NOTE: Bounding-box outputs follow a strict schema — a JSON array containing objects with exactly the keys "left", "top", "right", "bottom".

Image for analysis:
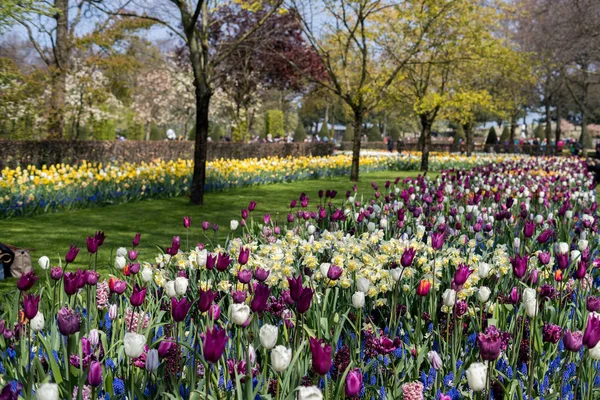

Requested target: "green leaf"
[{"left": 39, "top": 335, "right": 63, "bottom": 384}]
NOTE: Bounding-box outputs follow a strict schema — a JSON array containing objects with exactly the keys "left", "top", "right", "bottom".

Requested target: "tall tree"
[
  {"left": 292, "top": 0, "right": 457, "bottom": 181},
  {"left": 98, "top": 0, "right": 284, "bottom": 204}
]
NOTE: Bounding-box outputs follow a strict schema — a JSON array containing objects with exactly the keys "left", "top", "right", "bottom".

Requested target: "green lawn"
[{"left": 0, "top": 170, "right": 429, "bottom": 292}]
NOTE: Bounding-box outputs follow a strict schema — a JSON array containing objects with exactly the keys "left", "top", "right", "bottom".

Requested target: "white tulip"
[
  {"left": 352, "top": 292, "right": 365, "bottom": 308},
  {"left": 534, "top": 215, "right": 543, "bottom": 224},
  {"left": 259, "top": 324, "right": 278, "bottom": 350},
  {"left": 88, "top": 329, "right": 100, "bottom": 347},
  {"left": 523, "top": 288, "right": 538, "bottom": 318},
  {"left": 230, "top": 220, "right": 239, "bottom": 230},
  {"left": 36, "top": 383, "right": 59, "bottom": 400},
  {"left": 558, "top": 242, "right": 569, "bottom": 254},
  {"left": 367, "top": 222, "right": 376, "bottom": 232},
  {"left": 589, "top": 342, "right": 600, "bottom": 360},
  {"left": 579, "top": 240, "right": 589, "bottom": 251},
  {"left": 30, "top": 312, "right": 45, "bottom": 332},
  {"left": 165, "top": 281, "right": 177, "bottom": 298},
  {"left": 115, "top": 255, "right": 127, "bottom": 270},
  {"left": 174, "top": 277, "right": 189, "bottom": 296},
  {"left": 141, "top": 266, "right": 153, "bottom": 283},
  {"left": 379, "top": 218, "right": 388, "bottom": 229},
  {"left": 196, "top": 249, "right": 208, "bottom": 267},
  {"left": 565, "top": 210, "right": 573, "bottom": 219},
  {"left": 307, "top": 225, "right": 316, "bottom": 235},
  {"left": 478, "top": 262, "right": 491, "bottom": 279},
  {"left": 466, "top": 362, "right": 488, "bottom": 392},
  {"left": 231, "top": 304, "right": 251, "bottom": 326},
  {"left": 357, "top": 277, "right": 371, "bottom": 293},
  {"left": 296, "top": 386, "right": 323, "bottom": 400},
  {"left": 116, "top": 247, "right": 127, "bottom": 257},
  {"left": 442, "top": 289, "right": 456, "bottom": 307},
  {"left": 571, "top": 250, "right": 581, "bottom": 262},
  {"left": 391, "top": 269, "right": 402, "bottom": 282},
  {"left": 271, "top": 345, "right": 292, "bottom": 372},
  {"left": 319, "top": 263, "right": 330, "bottom": 277},
  {"left": 38, "top": 256, "right": 50, "bottom": 270},
  {"left": 513, "top": 237, "right": 521, "bottom": 252},
  {"left": 478, "top": 287, "right": 491, "bottom": 303},
  {"left": 124, "top": 332, "right": 146, "bottom": 358}
]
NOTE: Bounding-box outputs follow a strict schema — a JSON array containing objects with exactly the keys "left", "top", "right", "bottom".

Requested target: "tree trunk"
[
  {"left": 555, "top": 102, "right": 562, "bottom": 143},
  {"left": 323, "top": 103, "right": 329, "bottom": 137},
  {"left": 420, "top": 114, "right": 432, "bottom": 171},
  {"left": 350, "top": 110, "right": 363, "bottom": 182},
  {"left": 509, "top": 116, "right": 517, "bottom": 153},
  {"left": 580, "top": 80, "right": 591, "bottom": 149},
  {"left": 544, "top": 99, "right": 552, "bottom": 148},
  {"left": 190, "top": 90, "right": 211, "bottom": 205},
  {"left": 464, "top": 122, "right": 473, "bottom": 157},
  {"left": 48, "top": 0, "right": 69, "bottom": 139}
]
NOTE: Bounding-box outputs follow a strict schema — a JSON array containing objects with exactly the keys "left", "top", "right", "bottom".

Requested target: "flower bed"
[
  {"left": 0, "top": 155, "right": 388, "bottom": 218},
  {"left": 1, "top": 157, "right": 599, "bottom": 399}
]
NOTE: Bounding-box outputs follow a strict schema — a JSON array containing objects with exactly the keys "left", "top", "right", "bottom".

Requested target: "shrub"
[
  {"left": 499, "top": 125, "right": 510, "bottom": 143},
  {"left": 485, "top": 126, "right": 498, "bottom": 145},
  {"left": 265, "top": 110, "right": 285, "bottom": 138},
  {"left": 293, "top": 122, "right": 307, "bottom": 142},
  {"left": 344, "top": 124, "right": 354, "bottom": 141}
]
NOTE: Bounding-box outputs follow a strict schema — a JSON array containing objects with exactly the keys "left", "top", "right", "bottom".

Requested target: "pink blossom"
[
  {"left": 72, "top": 385, "right": 91, "bottom": 400},
  {"left": 401, "top": 381, "right": 424, "bottom": 400},
  {"left": 96, "top": 280, "right": 109, "bottom": 310},
  {"left": 125, "top": 307, "right": 150, "bottom": 332}
]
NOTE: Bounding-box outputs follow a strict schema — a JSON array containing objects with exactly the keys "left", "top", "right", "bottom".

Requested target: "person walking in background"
[
  {"left": 396, "top": 138, "right": 404, "bottom": 153},
  {"left": 387, "top": 136, "right": 394, "bottom": 152}
]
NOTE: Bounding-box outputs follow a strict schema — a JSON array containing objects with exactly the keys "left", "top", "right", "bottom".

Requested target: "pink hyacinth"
[
  {"left": 125, "top": 307, "right": 150, "bottom": 332},
  {"left": 96, "top": 280, "right": 109, "bottom": 310},
  {"left": 72, "top": 385, "right": 91, "bottom": 400},
  {"left": 401, "top": 381, "right": 424, "bottom": 400}
]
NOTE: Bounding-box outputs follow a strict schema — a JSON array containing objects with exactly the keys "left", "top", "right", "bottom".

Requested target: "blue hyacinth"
[{"left": 113, "top": 378, "right": 125, "bottom": 396}]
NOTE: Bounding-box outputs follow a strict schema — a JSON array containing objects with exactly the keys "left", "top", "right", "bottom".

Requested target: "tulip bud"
[
  {"left": 296, "top": 386, "right": 323, "bottom": 400},
  {"left": 478, "top": 262, "right": 491, "bottom": 278},
  {"left": 165, "top": 281, "right": 177, "bottom": 298},
  {"left": 442, "top": 289, "right": 456, "bottom": 307},
  {"left": 260, "top": 324, "right": 278, "bottom": 350},
  {"left": 174, "top": 277, "right": 189, "bottom": 296},
  {"left": 356, "top": 277, "right": 371, "bottom": 293},
  {"left": 230, "top": 304, "right": 251, "bottom": 326},
  {"left": 108, "top": 304, "right": 118, "bottom": 320},
  {"left": 141, "top": 266, "right": 153, "bottom": 283},
  {"left": 36, "top": 383, "right": 59, "bottom": 400},
  {"left": 427, "top": 350, "right": 442, "bottom": 370},
  {"left": 88, "top": 329, "right": 99, "bottom": 347},
  {"left": 30, "top": 312, "right": 45, "bottom": 332},
  {"left": 38, "top": 256, "right": 50, "bottom": 270},
  {"left": 145, "top": 349, "right": 159, "bottom": 373},
  {"left": 478, "top": 287, "right": 491, "bottom": 303},
  {"left": 115, "top": 256, "right": 126, "bottom": 270},
  {"left": 230, "top": 220, "right": 239, "bottom": 230}
]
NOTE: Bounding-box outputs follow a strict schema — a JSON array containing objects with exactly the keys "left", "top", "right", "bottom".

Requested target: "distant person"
[
  {"left": 387, "top": 136, "right": 394, "bottom": 152},
  {"left": 267, "top": 134, "right": 274, "bottom": 143},
  {"left": 397, "top": 138, "right": 404, "bottom": 153},
  {"left": 166, "top": 129, "right": 177, "bottom": 140}
]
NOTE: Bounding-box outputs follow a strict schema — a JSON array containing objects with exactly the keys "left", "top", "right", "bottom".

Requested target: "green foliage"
[
  {"left": 232, "top": 121, "right": 248, "bottom": 142},
  {"left": 366, "top": 125, "right": 381, "bottom": 141},
  {"left": 455, "top": 125, "right": 466, "bottom": 141},
  {"left": 265, "top": 109, "right": 285, "bottom": 138},
  {"left": 150, "top": 124, "right": 163, "bottom": 141},
  {"left": 293, "top": 122, "right": 306, "bottom": 142},
  {"left": 125, "top": 123, "right": 145, "bottom": 140},
  {"left": 90, "top": 119, "right": 116, "bottom": 140},
  {"left": 344, "top": 124, "right": 354, "bottom": 141},
  {"left": 500, "top": 125, "right": 510, "bottom": 143},
  {"left": 389, "top": 123, "right": 401, "bottom": 142},
  {"left": 485, "top": 126, "right": 498, "bottom": 145},
  {"left": 319, "top": 122, "right": 330, "bottom": 138},
  {"left": 285, "top": 112, "right": 299, "bottom": 133},
  {"left": 208, "top": 124, "right": 225, "bottom": 141}
]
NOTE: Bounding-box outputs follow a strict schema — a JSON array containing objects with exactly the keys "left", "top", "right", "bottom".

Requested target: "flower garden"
[{"left": 2, "top": 155, "right": 600, "bottom": 400}]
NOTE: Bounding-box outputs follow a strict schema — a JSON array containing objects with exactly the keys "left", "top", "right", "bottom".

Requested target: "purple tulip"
[
  {"left": 166, "top": 236, "right": 180, "bottom": 256},
  {"left": 63, "top": 272, "right": 80, "bottom": 296},
  {"left": 250, "top": 283, "right": 271, "bottom": 314},
  {"left": 255, "top": 267, "right": 270, "bottom": 282},
  {"left": 510, "top": 287, "right": 520, "bottom": 304},
  {"left": 76, "top": 269, "right": 86, "bottom": 289},
  {"left": 132, "top": 233, "right": 141, "bottom": 247},
  {"left": 203, "top": 326, "right": 228, "bottom": 363},
  {"left": 401, "top": 247, "right": 416, "bottom": 267},
  {"left": 238, "top": 269, "right": 252, "bottom": 284},
  {"left": 86, "top": 236, "right": 99, "bottom": 254},
  {"left": 158, "top": 338, "right": 175, "bottom": 358},
  {"left": 17, "top": 271, "right": 38, "bottom": 292},
  {"left": 290, "top": 200, "right": 297, "bottom": 208},
  {"left": 171, "top": 297, "right": 192, "bottom": 322},
  {"left": 23, "top": 294, "right": 40, "bottom": 320},
  {"left": 110, "top": 279, "right": 127, "bottom": 295},
  {"left": 183, "top": 216, "right": 191, "bottom": 228},
  {"left": 95, "top": 231, "right": 106, "bottom": 246},
  {"left": 523, "top": 220, "right": 535, "bottom": 238},
  {"left": 129, "top": 263, "right": 140, "bottom": 274},
  {"left": 563, "top": 330, "right": 583, "bottom": 352},
  {"left": 197, "top": 289, "right": 217, "bottom": 313},
  {"left": 556, "top": 253, "right": 569, "bottom": 270},
  {"left": 248, "top": 201, "right": 256, "bottom": 211},
  {"left": 583, "top": 312, "right": 600, "bottom": 349},
  {"left": 216, "top": 253, "right": 232, "bottom": 271},
  {"left": 345, "top": 368, "right": 363, "bottom": 397},
  {"left": 209, "top": 304, "right": 221, "bottom": 320},
  {"left": 238, "top": 248, "right": 250, "bottom": 266},
  {"left": 128, "top": 249, "right": 138, "bottom": 261},
  {"left": 431, "top": 232, "right": 444, "bottom": 250},
  {"left": 327, "top": 265, "right": 343, "bottom": 280},
  {"left": 309, "top": 337, "right": 332, "bottom": 375},
  {"left": 85, "top": 270, "right": 99, "bottom": 286},
  {"left": 241, "top": 209, "right": 249, "bottom": 220},
  {"left": 477, "top": 325, "right": 502, "bottom": 361},
  {"left": 576, "top": 261, "right": 588, "bottom": 280},
  {"left": 212, "top": 224, "right": 219, "bottom": 232},
  {"left": 542, "top": 323, "right": 563, "bottom": 344},
  {"left": 81, "top": 337, "right": 91, "bottom": 356},
  {"left": 538, "top": 251, "right": 551, "bottom": 265},
  {"left": 537, "top": 229, "right": 553, "bottom": 244},
  {"left": 511, "top": 255, "right": 528, "bottom": 279},
  {"left": 587, "top": 296, "right": 600, "bottom": 312},
  {"left": 453, "top": 264, "right": 473, "bottom": 286},
  {"left": 65, "top": 245, "right": 80, "bottom": 264},
  {"left": 57, "top": 307, "right": 81, "bottom": 336},
  {"left": 287, "top": 213, "right": 294, "bottom": 223},
  {"left": 130, "top": 284, "right": 147, "bottom": 307},
  {"left": 87, "top": 360, "right": 102, "bottom": 387},
  {"left": 50, "top": 267, "right": 63, "bottom": 280},
  {"left": 296, "top": 287, "right": 314, "bottom": 314},
  {"left": 206, "top": 254, "right": 216, "bottom": 270},
  {"left": 263, "top": 214, "right": 271, "bottom": 224},
  {"left": 231, "top": 290, "right": 247, "bottom": 303},
  {"left": 288, "top": 275, "right": 303, "bottom": 302}
]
